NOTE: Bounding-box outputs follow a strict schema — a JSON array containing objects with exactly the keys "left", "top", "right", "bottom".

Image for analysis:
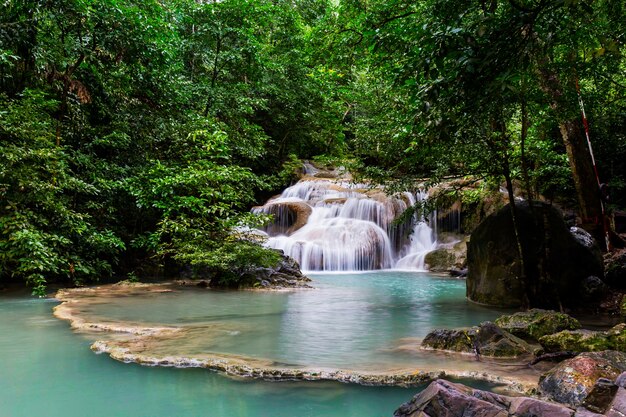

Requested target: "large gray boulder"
[{"left": 467, "top": 201, "right": 604, "bottom": 308}]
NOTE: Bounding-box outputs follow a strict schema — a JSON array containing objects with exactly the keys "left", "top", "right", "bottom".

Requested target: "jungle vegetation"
[{"left": 1, "top": 0, "right": 625, "bottom": 294}]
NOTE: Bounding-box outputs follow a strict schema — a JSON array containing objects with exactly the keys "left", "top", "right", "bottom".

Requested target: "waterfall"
[{"left": 253, "top": 176, "right": 437, "bottom": 272}]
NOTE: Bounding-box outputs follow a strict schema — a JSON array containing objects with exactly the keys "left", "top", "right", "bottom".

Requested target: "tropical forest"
[{"left": 1, "top": 0, "right": 626, "bottom": 416}]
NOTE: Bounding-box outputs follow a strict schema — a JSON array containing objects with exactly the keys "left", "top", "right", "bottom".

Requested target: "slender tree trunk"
[
  {"left": 204, "top": 36, "right": 222, "bottom": 117},
  {"left": 538, "top": 67, "right": 606, "bottom": 249},
  {"left": 558, "top": 120, "right": 603, "bottom": 221},
  {"left": 520, "top": 96, "right": 533, "bottom": 202},
  {"left": 503, "top": 161, "right": 531, "bottom": 308}
]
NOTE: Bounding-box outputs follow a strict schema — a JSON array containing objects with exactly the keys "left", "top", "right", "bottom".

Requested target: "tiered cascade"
[{"left": 253, "top": 171, "right": 437, "bottom": 272}]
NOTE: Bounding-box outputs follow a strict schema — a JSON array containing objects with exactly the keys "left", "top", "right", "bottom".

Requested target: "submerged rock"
[
  {"left": 539, "top": 323, "right": 626, "bottom": 353},
  {"left": 394, "top": 379, "right": 574, "bottom": 417},
  {"left": 539, "top": 351, "right": 626, "bottom": 407},
  {"left": 494, "top": 309, "right": 581, "bottom": 341},
  {"left": 421, "top": 322, "right": 534, "bottom": 358},
  {"left": 467, "top": 201, "right": 604, "bottom": 308}
]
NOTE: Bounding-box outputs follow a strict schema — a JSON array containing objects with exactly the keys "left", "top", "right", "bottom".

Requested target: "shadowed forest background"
[{"left": 1, "top": 0, "right": 625, "bottom": 295}]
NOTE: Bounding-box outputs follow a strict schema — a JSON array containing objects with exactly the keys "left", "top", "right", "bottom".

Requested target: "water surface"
[
  {"left": 71, "top": 272, "right": 520, "bottom": 374},
  {"left": 0, "top": 295, "right": 415, "bottom": 417}
]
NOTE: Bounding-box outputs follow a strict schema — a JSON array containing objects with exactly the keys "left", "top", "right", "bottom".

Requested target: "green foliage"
[
  {"left": 324, "top": 0, "right": 626, "bottom": 214},
  {"left": 0, "top": 91, "right": 124, "bottom": 295},
  {"left": 0, "top": 0, "right": 346, "bottom": 292},
  {"left": 2, "top": 0, "right": 625, "bottom": 294}
]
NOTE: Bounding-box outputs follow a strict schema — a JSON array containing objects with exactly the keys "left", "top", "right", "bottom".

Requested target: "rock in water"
[
  {"left": 394, "top": 379, "right": 574, "bottom": 417},
  {"left": 424, "top": 236, "right": 468, "bottom": 273},
  {"left": 494, "top": 309, "right": 581, "bottom": 340},
  {"left": 421, "top": 322, "right": 534, "bottom": 358},
  {"left": 539, "top": 351, "right": 626, "bottom": 407},
  {"left": 467, "top": 201, "right": 604, "bottom": 308}
]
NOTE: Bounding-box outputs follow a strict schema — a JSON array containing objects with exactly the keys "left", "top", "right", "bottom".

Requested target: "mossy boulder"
[
  {"left": 424, "top": 236, "right": 468, "bottom": 272},
  {"left": 539, "top": 324, "right": 626, "bottom": 353},
  {"left": 424, "top": 249, "right": 457, "bottom": 273},
  {"left": 539, "top": 351, "right": 626, "bottom": 407},
  {"left": 421, "top": 321, "right": 534, "bottom": 358},
  {"left": 494, "top": 309, "right": 581, "bottom": 341}
]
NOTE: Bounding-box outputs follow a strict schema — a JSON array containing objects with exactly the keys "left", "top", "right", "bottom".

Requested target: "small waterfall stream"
[{"left": 253, "top": 170, "right": 438, "bottom": 272}]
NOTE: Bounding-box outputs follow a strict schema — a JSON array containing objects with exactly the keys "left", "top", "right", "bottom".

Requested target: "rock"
[
  {"left": 606, "top": 387, "right": 626, "bottom": 417},
  {"left": 539, "top": 351, "right": 626, "bottom": 407},
  {"left": 581, "top": 378, "right": 619, "bottom": 414},
  {"left": 394, "top": 379, "right": 506, "bottom": 417},
  {"left": 424, "top": 236, "right": 468, "bottom": 273},
  {"left": 436, "top": 201, "right": 462, "bottom": 234},
  {"left": 574, "top": 408, "right": 605, "bottom": 417},
  {"left": 394, "top": 379, "right": 574, "bottom": 417},
  {"left": 421, "top": 322, "right": 534, "bottom": 358},
  {"left": 313, "top": 171, "right": 337, "bottom": 179},
  {"left": 449, "top": 268, "right": 468, "bottom": 277},
  {"left": 424, "top": 249, "right": 456, "bottom": 272},
  {"left": 195, "top": 280, "right": 209, "bottom": 288},
  {"left": 580, "top": 276, "right": 608, "bottom": 302},
  {"left": 494, "top": 309, "right": 581, "bottom": 340},
  {"left": 467, "top": 201, "right": 604, "bottom": 308},
  {"left": 615, "top": 371, "right": 626, "bottom": 388},
  {"left": 260, "top": 201, "right": 313, "bottom": 235},
  {"left": 238, "top": 252, "right": 312, "bottom": 289},
  {"left": 507, "top": 397, "right": 574, "bottom": 417},
  {"left": 540, "top": 329, "right": 608, "bottom": 352},
  {"left": 605, "top": 250, "right": 626, "bottom": 290},
  {"left": 421, "top": 328, "right": 474, "bottom": 353},
  {"left": 539, "top": 324, "right": 626, "bottom": 353}
]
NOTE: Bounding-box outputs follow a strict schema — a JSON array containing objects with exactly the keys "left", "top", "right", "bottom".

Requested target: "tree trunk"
[
  {"left": 503, "top": 162, "right": 531, "bottom": 309},
  {"left": 538, "top": 67, "right": 606, "bottom": 250},
  {"left": 559, "top": 119, "right": 605, "bottom": 248}
]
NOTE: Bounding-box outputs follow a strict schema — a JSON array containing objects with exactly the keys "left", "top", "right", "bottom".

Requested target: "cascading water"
[{"left": 253, "top": 170, "right": 438, "bottom": 272}]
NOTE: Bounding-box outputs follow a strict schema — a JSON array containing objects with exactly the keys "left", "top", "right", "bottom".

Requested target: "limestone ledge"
[
  {"left": 53, "top": 285, "right": 181, "bottom": 337},
  {"left": 90, "top": 339, "right": 530, "bottom": 391}
]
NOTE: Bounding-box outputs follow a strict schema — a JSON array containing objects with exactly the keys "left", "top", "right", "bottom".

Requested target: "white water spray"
[{"left": 253, "top": 176, "right": 437, "bottom": 272}]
